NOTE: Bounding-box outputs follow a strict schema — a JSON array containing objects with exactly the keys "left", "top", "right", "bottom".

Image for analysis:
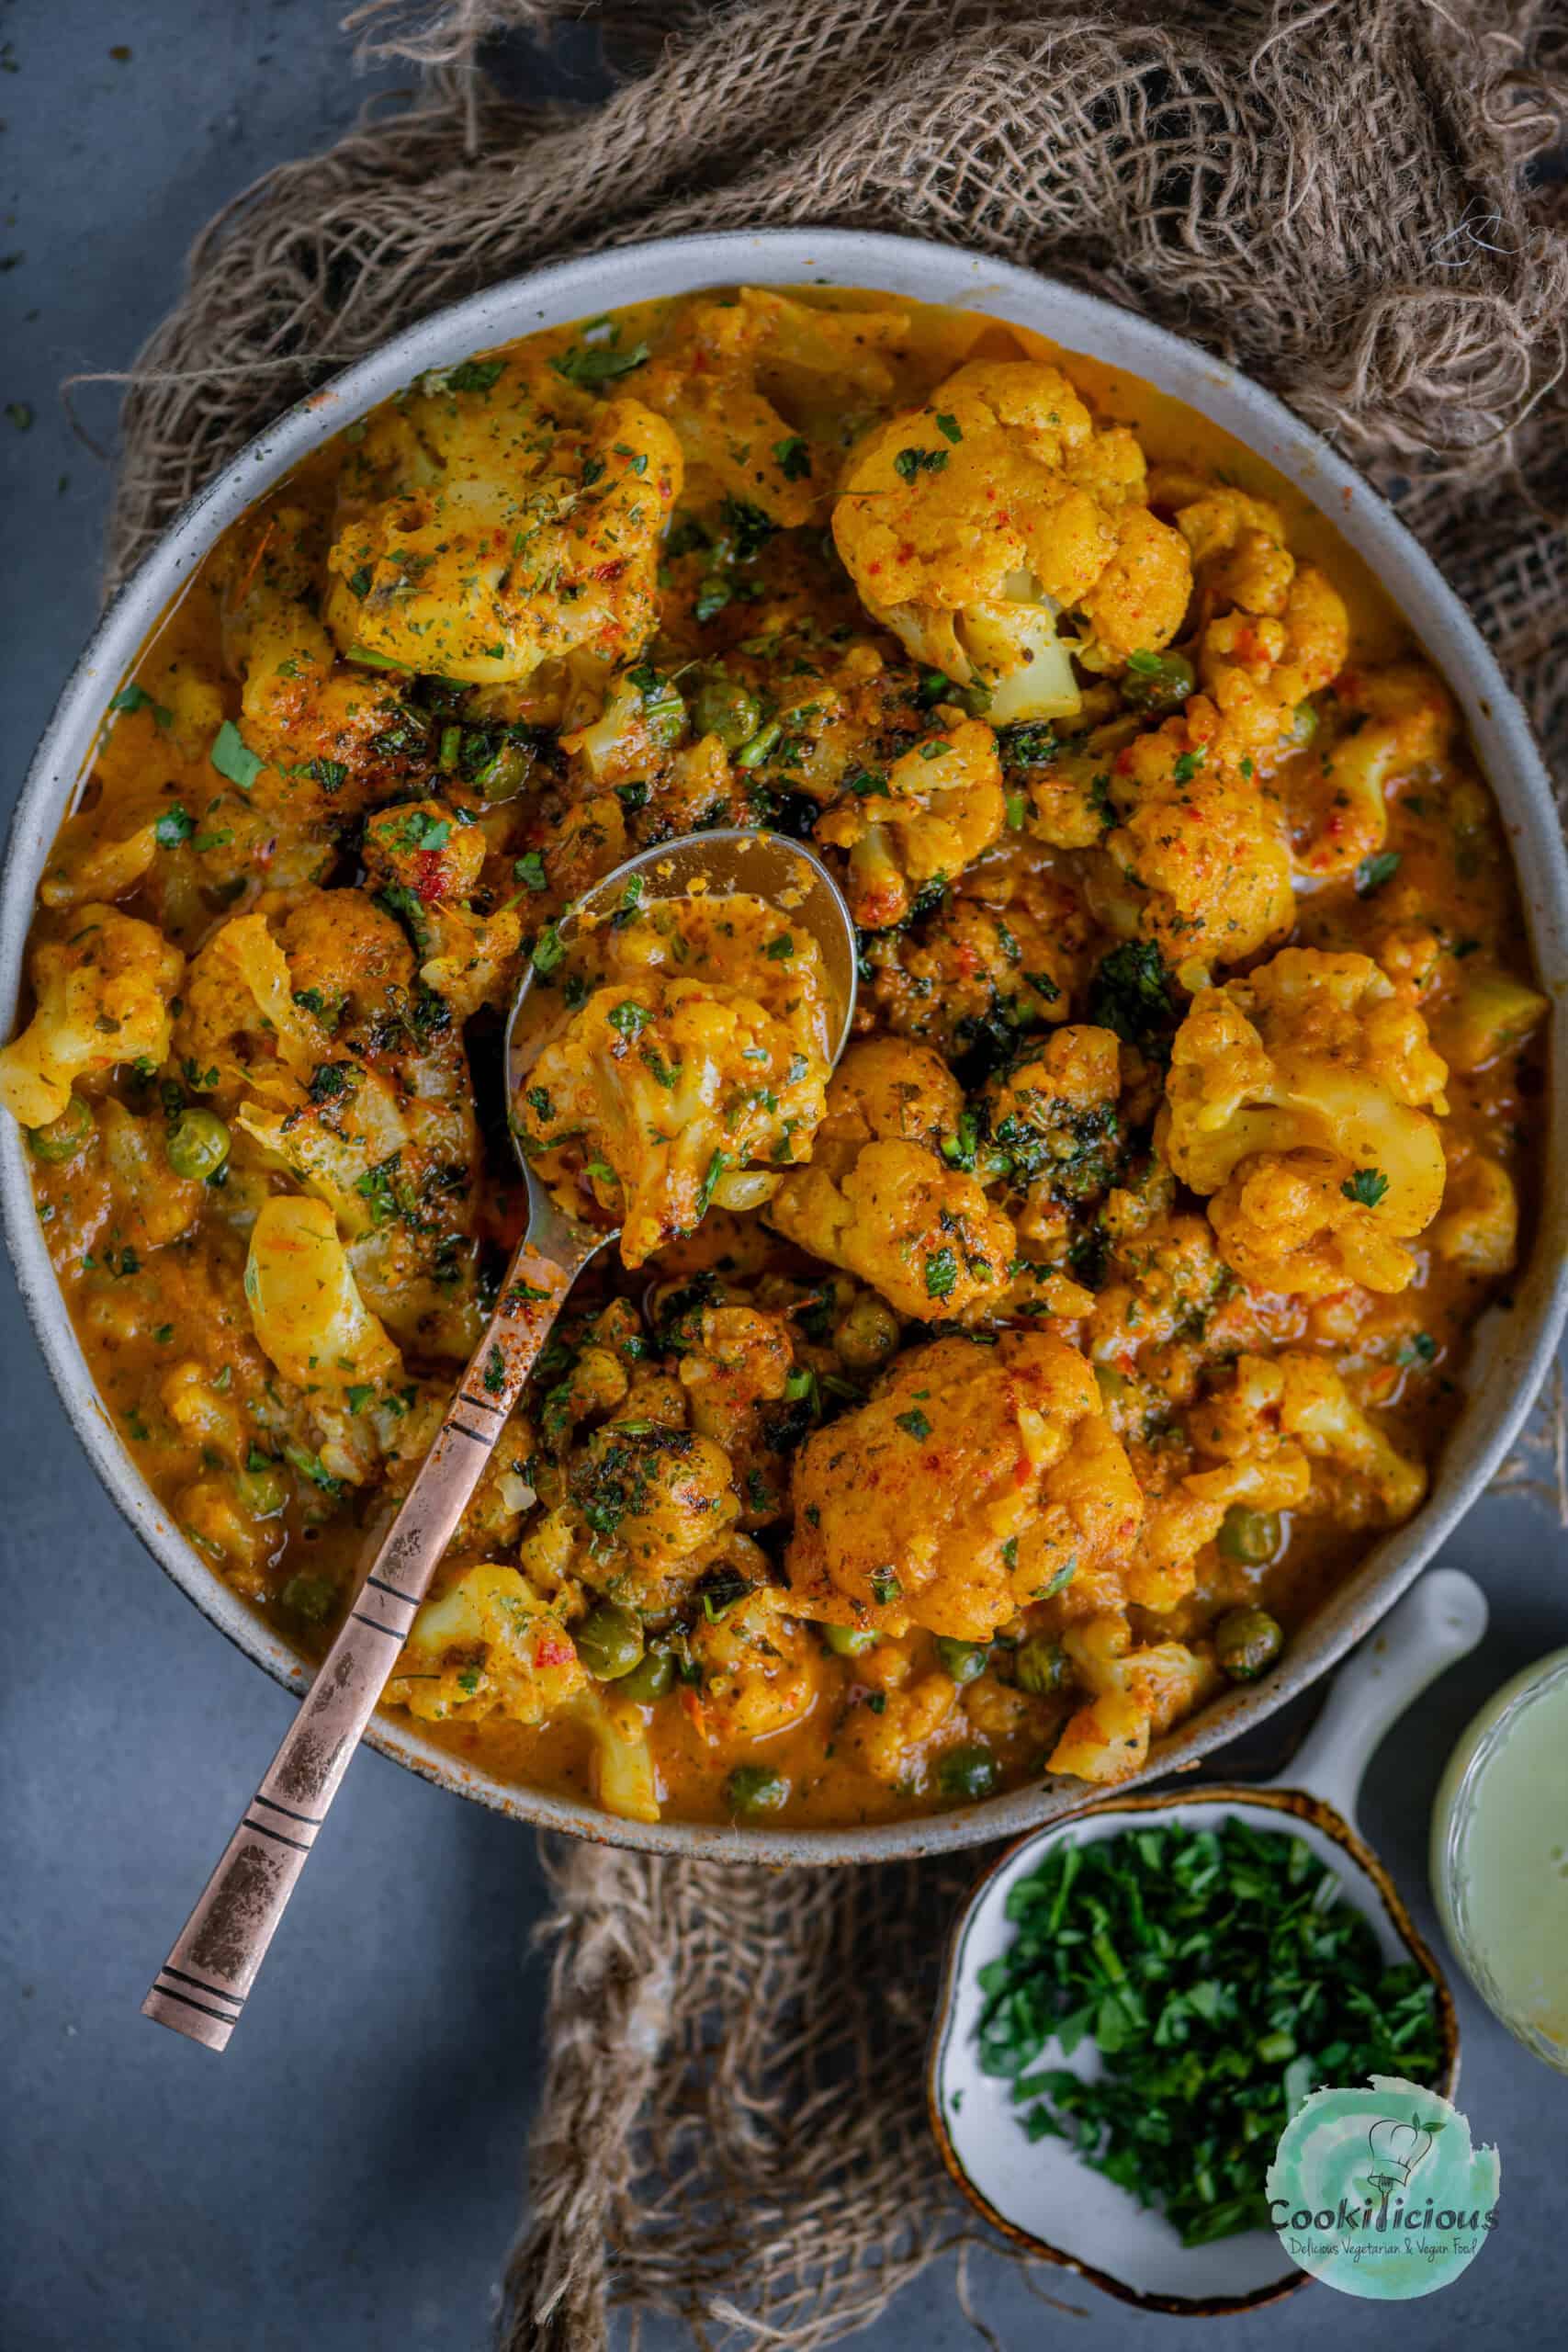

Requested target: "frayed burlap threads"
[
  {"left": 499, "top": 1840, "right": 1059, "bottom": 2352},
  {"left": 97, "top": 5, "right": 1567, "bottom": 2346}
]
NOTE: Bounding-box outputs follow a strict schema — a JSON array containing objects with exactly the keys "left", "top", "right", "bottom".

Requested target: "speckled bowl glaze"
[{"left": 4, "top": 230, "right": 1565, "bottom": 1861}]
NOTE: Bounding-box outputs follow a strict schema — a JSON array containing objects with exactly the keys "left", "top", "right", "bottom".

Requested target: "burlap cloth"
[{"left": 94, "top": 3, "right": 1566, "bottom": 2344}]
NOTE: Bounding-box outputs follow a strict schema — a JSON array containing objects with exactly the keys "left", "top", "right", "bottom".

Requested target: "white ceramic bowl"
[
  {"left": 4, "top": 229, "right": 1565, "bottom": 1862},
  {"left": 929, "top": 1568, "right": 1483, "bottom": 2310}
]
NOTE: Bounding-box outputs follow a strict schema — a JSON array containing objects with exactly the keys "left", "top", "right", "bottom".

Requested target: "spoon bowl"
[{"left": 505, "top": 830, "right": 858, "bottom": 1142}]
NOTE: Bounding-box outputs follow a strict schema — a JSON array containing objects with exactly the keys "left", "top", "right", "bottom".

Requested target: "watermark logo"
[{"left": 1267, "top": 2075, "right": 1499, "bottom": 2299}]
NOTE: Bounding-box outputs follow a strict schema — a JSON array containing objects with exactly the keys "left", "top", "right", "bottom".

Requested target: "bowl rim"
[
  {"left": 925, "top": 1783, "right": 1461, "bottom": 2312},
  {"left": 4, "top": 223, "right": 1565, "bottom": 1864}
]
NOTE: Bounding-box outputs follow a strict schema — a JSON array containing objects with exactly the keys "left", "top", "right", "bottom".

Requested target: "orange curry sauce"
[{"left": 5, "top": 288, "right": 1546, "bottom": 1827}]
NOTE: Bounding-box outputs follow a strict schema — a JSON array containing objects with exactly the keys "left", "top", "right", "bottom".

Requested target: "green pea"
[
  {"left": 822, "top": 1623, "right": 878, "bottom": 1657},
  {"left": 617, "top": 1642, "right": 676, "bottom": 1703},
  {"left": 1122, "top": 650, "right": 1196, "bottom": 714},
  {"left": 833, "top": 1295, "right": 901, "bottom": 1371},
  {"left": 235, "top": 1461, "right": 288, "bottom": 1519},
  {"left": 936, "top": 1744, "right": 998, "bottom": 1801},
  {"left": 933, "top": 1637, "right": 988, "bottom": 1686},
  {"left": 574, "top": 1600, "right": 645, "bottom": 1681},
  {"left": 1217, "top": 1505, "right": 1280, "bottom": 1566},
  {"left": 1014, "top": 1635, "right": 1068, "bottom": 1696},
  {"left": 725, "top": 1763, "right": 790, "bottom": 1817},
  {"left": 28, "top": 1094, "right": 95, "bottom": 1163},
  {"left": 1215, "top": 1605, "right": 1284, "bottom": 1682},
  {"left": 279, "top": 1572, "right": 336, "bottom": 1623},
  {"left": 693, "top": 673, "right": 761, "bottom": 752},
  {"left": 165, "top": 1106, "right": 231, "bottom": 1182},
  {"left": 472, "top": 739, "right": 530, "bottom": 803}
]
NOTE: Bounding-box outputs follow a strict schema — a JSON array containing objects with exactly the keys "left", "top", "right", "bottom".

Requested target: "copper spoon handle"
[{"left": 142, "top": 1219, "right": 598, "bottom": 2052}]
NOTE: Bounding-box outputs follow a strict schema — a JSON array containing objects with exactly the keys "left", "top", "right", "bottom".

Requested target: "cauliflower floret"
[
  {"left": 1192, "top": 1351, "right": 1426, "bottom": 1526},
  {"left": 812, "top": 1035, "right": 965, "bottom": 1159},
  {"left": 834, "top": 362, "right": 1190, "bottom": 722},
  {"left": 867, "top": 862, "right": 1087, "bottom": 1064},
  {"left": 215, "top": 503, "right": 432, "bottom": 813},
  {"left": 1429, "top": 1149, "right": 1518, "bottom": 1275},
  {"left": 687, "top": 1567, "right": 824, "bottom": 1745},
  {"left": 773, "top": 1034, "right": 1003, "bottom": 1306},
  {"left": 814, "top": 714, "right": 1005, "bottom": 928},
  {"left": 98, "top": 1101, "right": 206, "bottom": 1252},
  {"left": 1433, "top": 965, "right": 1550, "bottom": 1076},
  {"left": 676, "top": 1305, "right": 794, "bottom": 1512},
  {"left": 640, "top": 287, "right": 907, "bottom": 526},
  {"left": 769, "top": 1139, "right": 1014, "bottom": 1324},
  {"left": 785, "top": 1331, "right": 1144, "bottom": 1642},
  {"left": 1151, "top": 467, "right": 1350, "bottom": 766},
  {"left": 360, "top": 800, "right": 522, "bottom": 1020},
  {"left": 274, "top": 888, "right": 416, "bottom": 1030},
  {"left": 1087, "top": 1211, "right": 1240, "bottom": 1379},
  {"left": 1292, "top": 663, "right": 1455, "bottom": 881},
  {"left": 1048, "top": 1612, "right": 1220, "bottom": 1783},
  {"left": 0, "top": 907, "right": 184, "bottom": 1129},
  {"left": 324, "top": 385, "right": 682, "bottom": 685},
  {"left": 981, "top": 1025, "right": 1122, "bottom": 1249},
  {"left": 841, "top": 1651, "right": 959, "bottom": 1786},
  {"left": 766, "top": 1035, "right": 1015, "bottom": 1318},
  {"left": 1128, "top": 1451, "right": 1311, "bottom": 1611},
  {"left": 515, "top": 896, "right": 831, "bottom": 1268},
  {"left": 1085, "top": 720, "right": 1294, "bottom": 964},
  {"left": 1160, "top": 947, "right": 1450, "bottom": 1297},
  {"left": 177, "top": 910, "right": 329, "bottom": 1100},
  {"left": 386, "top": 1563, "right": 584, "bottom": 1725},
  {"left": 243, "top": 1193, "right": 402, "bottom": 1392},
  {"left": 566, "top": 1419, "right": 740, "bottom": 1611}
]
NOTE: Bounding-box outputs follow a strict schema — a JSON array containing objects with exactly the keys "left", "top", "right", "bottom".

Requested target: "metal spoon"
[{"left": 144, "top": 830, "right": 857, "bottom": 2051}]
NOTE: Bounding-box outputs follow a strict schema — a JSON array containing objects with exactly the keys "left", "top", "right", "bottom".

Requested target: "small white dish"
[{"left": 928, "top": 1568, "right": 1483, "bottom": 2312}]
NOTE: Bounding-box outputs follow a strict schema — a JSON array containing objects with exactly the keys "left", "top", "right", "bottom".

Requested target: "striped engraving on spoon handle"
[{"left": 143, "top": 1229, "right": 588, "bottom": 2051}]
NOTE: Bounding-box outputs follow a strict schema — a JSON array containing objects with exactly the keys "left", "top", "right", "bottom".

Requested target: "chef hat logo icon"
[{"left": 1366, "top": 2110, "right": 1439, "bottom": 2189}]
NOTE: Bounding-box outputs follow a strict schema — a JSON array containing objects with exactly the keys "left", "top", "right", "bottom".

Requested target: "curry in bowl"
[{"left": 0, "top": 286, "right": 1546, "bottom": 1829}]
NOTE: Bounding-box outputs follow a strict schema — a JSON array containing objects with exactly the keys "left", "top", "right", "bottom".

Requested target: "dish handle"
[{"left": 1266, "top": 1566, "right": 1487, "bottom": 1833}]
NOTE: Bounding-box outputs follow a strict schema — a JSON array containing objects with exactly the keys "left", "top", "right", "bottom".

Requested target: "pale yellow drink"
[{"left": 1433, "top": 1647, "right": 1568, "bottom": 2070}]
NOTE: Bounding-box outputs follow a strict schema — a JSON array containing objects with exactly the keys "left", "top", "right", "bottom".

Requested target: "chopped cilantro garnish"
[
  {"left": 153, "top": 805, "right": 195, "bottom": 848},
  {"left": 550, "top": 334, "right": 650, "bottom": 387},
  {"left": 209, "top": 719, "right": 265, "bottom": 791},
  {"left": 773, "top": 435, "right": 812, "bottom": 481},
  {"left": 109, "top": 682, "right": 173, "bottom": 728},
  {"left": 924, "top": 1246, "right": 958, "bottom": 1302},
  {"left": 1356, "top": 849, "right": 1402, "bottom": 897},
  {"left": 893, "top": 446, "right": 949, "bottom": 481},
  {"left": 976, "top": 1815, "right": 1440, "bottom": 2247},
  {"left": 1342, "top": 1167, "right": 1390, "bottom": 1207}
]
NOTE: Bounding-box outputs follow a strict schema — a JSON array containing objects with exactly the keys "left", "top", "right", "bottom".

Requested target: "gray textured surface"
[{"left": 0, "top": 6, "right": 1563, "bottom": 2347}]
